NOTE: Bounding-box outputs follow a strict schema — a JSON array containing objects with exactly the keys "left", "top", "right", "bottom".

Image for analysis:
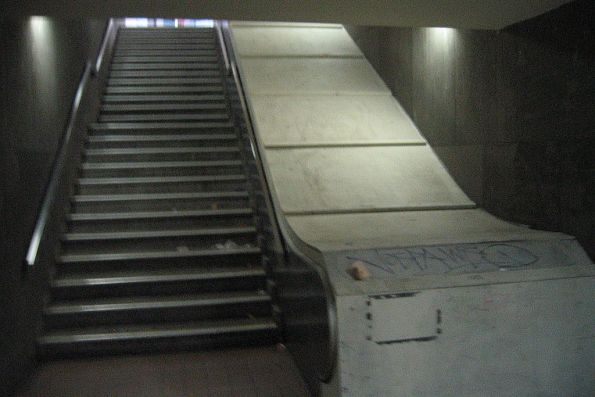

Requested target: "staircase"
[{"left": 38, "top": 26, "right": 278, "bottom": 357}]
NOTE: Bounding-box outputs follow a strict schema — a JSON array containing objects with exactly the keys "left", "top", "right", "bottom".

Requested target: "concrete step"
[
  {"left": 57, "top": 246, "right": 262, "bottom": 273},
  {"left": 102, "top": 94, "right": 225, "bottom": 103},
  {"left": 66, "top": 208, "right": 255, "bottom": 233},
  {"left": 51, "top": 267, "right": 267, "bottom": 299},
  {"left": 80, "top": 160, "right": 243, "bottom": 177},
  {"left": 110, "top": 63, "right": 219, "bottom": 70},
  {"left": 115, "top": 43, "right": 216, "bottom": 50},
  {"left": 112, "top": 56, "right": 218, "bottom": 64},
  {"left": 105, "top": 85, "right": 223, "bottom": 94},
  {"left": 98, "top": 113, "right": 229, "bottom": 123},
  {"left": 83, "top": 146, "right": 240, "bottom": 162},
  {"left": 86, "top": 133, "right": 236, "bottom": 148},
  {"left": 90, "top": 121, "right": 234, "bottom": 132},
  {"left": 76, "top": 174, "right": 246, "bottom": 195},
  {"left": 71, "top": 191, "right": 250, "bottom": 213},
  {"left": 100, "top": 103, "right": 226, "bottom": 113},
  {"left": 44, "top": 291, "right": 272, "bottom": 329},
  {"left": 107, "top": 77, "right": 222, "bottom": 86},
  {"left": 38, "top": 318, "right": 277, "bottom": 358},
  {"left": 113, "top": 48, "right": 216, "bottom": 55},
  {"left": 61, "top": 226, "right": 257, "bottom": 254},
  {"left": 109, "top": 70, "right": 221, "bottom": 78}
]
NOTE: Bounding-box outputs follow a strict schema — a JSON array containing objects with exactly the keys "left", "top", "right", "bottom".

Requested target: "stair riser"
[
  {"left": 108, "top": 70, "right": 222, "bottom": 78},
  {"left": 111, "top": 52, "right": 217, "bottom": 59},
  {"left": 76, "top": 180, "right": 246, "bottom": 195},
  {"left": 81, "top": 164, "right": 244, "bottom": 178},
  {"left": 61, "top": 234, "right": 257, "bottom": 255},
  {"left": 58, "top": 252, "right": 262, "bottom": 272},
  {"left": 38, "top": 330, "right": 278, "bottom": 359},
  {"left": 44, "top": 302, "right": 271, "bottom": 330},
  {"left": 113, "top": 49, "right": 217, "bottom": 56},
  {"left": 71, "top": 197, "right": 250, "bottom": 213},
  {"left": 67, "top": 215, "right": 255, "bottom": 233},
  {"left": 116, "top": 40, "right": 216, "bottom": 46},
  {"left": 51, "top": 276, "right": 267, "bottom": 300},
  {"left": 89, "top": 125, "right": 233, "bottom": 134},
  {"left": 110, "top": 63, "right": 220, "bottom": 71},
  {"left": 84, "top": 151, "right": 240, "bottom": 162},
  {"left": 86, "top": 138, "right": 236, "bottom": 149},
  {"left": 98, "top": 113, "right": 230, "bottom": 122},
  {"left": 100, "top": 107, "right": 227, "bottom": 115}
]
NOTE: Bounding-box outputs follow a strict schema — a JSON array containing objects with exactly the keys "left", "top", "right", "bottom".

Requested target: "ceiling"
[{"left": 4, "top": 0, "right": 573, "bottom": 29}]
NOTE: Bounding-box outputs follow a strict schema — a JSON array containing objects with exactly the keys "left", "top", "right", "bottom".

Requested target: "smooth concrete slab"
[
  {"left": 334, "top": 277, "right": 595, "bottom": 397},
  {"left": 286, "top": 209, "right": 563, "bottom": 251},
  {"left": 232, "top": 25, "right": 362, "bottom": 57},
  {"left": 267, "top": 146, "right": 474, "bottom": 215},
  {"left": 240, "top": 58, "right": 390, "bottom": 96},
  {"left": 251, "top": 96, "right": 425, "bottom": 147}
]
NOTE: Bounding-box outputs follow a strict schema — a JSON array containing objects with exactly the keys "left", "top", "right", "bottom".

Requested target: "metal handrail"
[
  {"left": 24, "top": 61, "right": 92, "bottom": 267},
  {"left": 214, "top": 21, "right": 231, "bottom": 76},
  {"left": 217, "top": 20, "right": 338, "bottom": 382},
  {"left": 94, "top": 19, "right": 116, "bottom": 75},
  {"left": 25, "top": 19, "right": 116, "bottom": 268}
]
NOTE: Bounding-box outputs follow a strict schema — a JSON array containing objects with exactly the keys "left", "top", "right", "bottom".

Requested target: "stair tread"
[
  {"left": 68, "top": 208, "right": 252, "bottom": 221},
  {"left": 85, "top": 146, "right": 238, "bottom": 155},
  {"left": 63, "top": 227, "right": 257, "bottom": 241},
  {"left": 46, "top": 291, "right": 271, "bottom": 314},
  {"left": 101, "top": 103, "right": 225, "bottom": 112},
  {"left": 81, "top": 160, "right": 242, "bottom": 170},
  {"left": 73, "top": 191, "right": 249, "bottom": 202},
  {"left": 39, "top": 317, "right": 277, "bottom": 345},
  {"left": 78, "top": 175, "right": 245, "bottom": 185},
  {"left": 52, "top": 267, "right": 266, "bottom": 288},
  {"left": 110, "top": 64, "right": 220, "bottom": 70},
  {"left": 58, "top": 247, "right": 261, "bottom": 263},
  {"left": 102, "top": 94, "right": 225, "bottom": 102},
  {"left": 90, "top": 121, "right": 234, "bottom": 130},
  {"left": 88, "top": 134, "right": 235, "bottom": 142},
  {"left": 105, "top": 86, "right": 222, "bottom": 94},
  {"left": 107, "top": 77, "right": 221, "bottom": 86},
  {"left": 99, "top": 113, "right": 229, "bottom": 122},
  {"left": 108, "top": 70, "right": 221, "bottom": 78}
]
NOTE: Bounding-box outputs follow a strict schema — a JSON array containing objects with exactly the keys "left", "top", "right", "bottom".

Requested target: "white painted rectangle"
[{"left": 370, "top": 293, "right": 437, "bottom": 342}]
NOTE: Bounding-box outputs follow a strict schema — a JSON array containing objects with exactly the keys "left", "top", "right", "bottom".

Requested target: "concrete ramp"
[{"left": 230, "top": 22, "right": 594, "bottom": 396}]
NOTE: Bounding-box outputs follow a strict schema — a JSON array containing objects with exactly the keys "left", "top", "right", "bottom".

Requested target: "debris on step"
[{"left": 213, "top": 239, "right": 253, "bottom": 250}]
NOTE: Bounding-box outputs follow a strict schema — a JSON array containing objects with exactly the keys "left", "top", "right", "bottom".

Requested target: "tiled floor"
[{"left": 17, "top": 346, "right": 311, "bottom": 397}]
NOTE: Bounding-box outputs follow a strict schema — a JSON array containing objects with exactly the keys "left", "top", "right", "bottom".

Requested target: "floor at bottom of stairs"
[{"left": 16, "top": 346, "right": 310, "bottom": 397}]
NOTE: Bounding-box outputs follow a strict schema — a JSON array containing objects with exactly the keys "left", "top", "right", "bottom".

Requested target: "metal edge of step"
[
  {"left": 58, "top": 247, "right": 262, "bottom": 264},
  {"left": 62, "top": 227, "right": 257, "bottom": 242},
  {"left": 38, "top": 318, "right": 277, "bottom": 345},
  {"left": 80, "top": 160, "right": 242, "bottom": 170},
  {"left": 45, "top": 291, "right": 271, "bottom": 315},
  {"left": 72, "top": 191, "right": 249, "bottom": 203},
  {"left": 101, "top": 94, "right": 226, "bottom": 102},
  {"left": 77, "top": 174, "right": 246, "bottom": 185},
  {"left": 87, "top": 134, "right": 235, "bottom": 143},
  {"left": 67, "top": 208, "right": 253, "bottom": 222},
  {"left": 51, "top": 267, "right": 266, "bottom": 288},
  {"left": 84, "top": 146, "right": 239, "bottom": 155},
  {"left": 89, "top": 121, "right": 234, "bottom": 130}
]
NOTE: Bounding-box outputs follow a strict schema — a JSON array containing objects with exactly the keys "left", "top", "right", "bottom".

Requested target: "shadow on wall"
[
  {"left": 0, "top": 16, "right": 106, "bottom": 396},
  {"left": 345, "top": 0, "right": 595, "bottom": 260}
]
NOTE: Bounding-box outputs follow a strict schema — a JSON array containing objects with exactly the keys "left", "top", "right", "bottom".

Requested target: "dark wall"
[
  {"left": 347, "top": 0, "right": 594, "bottom": 260},
  {"left": 0, "top": 16, "right": 105, "bottom": 395}
]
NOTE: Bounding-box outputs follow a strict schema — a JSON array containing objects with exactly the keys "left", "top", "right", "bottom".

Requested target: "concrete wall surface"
[
  {"left": 230, "top": 19, "right": 595, "bottom": 396},
  {"left": 346, "top": 0, "right": 595, "bottom": 261},
  {"left": 0, "top": 16, "right": 105, "bottom": 395}
]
